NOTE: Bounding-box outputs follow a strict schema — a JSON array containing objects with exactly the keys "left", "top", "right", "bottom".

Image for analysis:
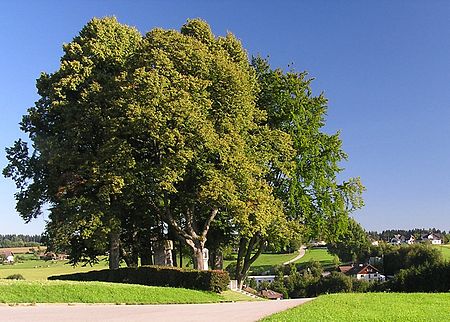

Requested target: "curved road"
[
  {"left": 283, "top": 246, "right": 306, "bottom": 265},
  {"left": 0, "top": 299, "right": 313, "bottom": 322}
]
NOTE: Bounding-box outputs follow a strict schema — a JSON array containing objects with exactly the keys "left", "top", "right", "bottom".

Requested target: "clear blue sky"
[{"left": 1, "top": 1, "right": 450, "bottom": 234}]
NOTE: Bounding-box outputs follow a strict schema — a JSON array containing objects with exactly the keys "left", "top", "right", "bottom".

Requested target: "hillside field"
[
  {"left": 0, "top": 280, "right": 225, "bottom": 304},
  {"left": 261, "top": 293, "right": 450, "bottom": 322}
]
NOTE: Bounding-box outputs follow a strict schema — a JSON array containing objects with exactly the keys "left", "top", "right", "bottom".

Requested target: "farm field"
[
  {"left": 261, "top": 293, "right": 450, "bottom": 322},
  {"left": 0, "top": 246, "right": 46, "bottom": 254},
  {"left": 0, "top": 280, "right": 225, "bottom": 304}
]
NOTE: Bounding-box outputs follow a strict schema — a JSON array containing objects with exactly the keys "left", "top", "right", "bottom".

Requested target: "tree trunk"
[
  {"left": 235, "top": 234, "right": 266, "bottom": 289},
  {"left": 193, "top": 248, "right": 205, "bottom": 270},
  {"left": 162, "top": 207, "right": 218, "bottom": 271},
  {"left": 109, "top": 230, "right": 120, "bottom": 270},
  {"left": 140, "top": 242, "right": 153, "bottom": 266},
  {"left": 179, "top": 241, "right": 183, "bottom": 268}
]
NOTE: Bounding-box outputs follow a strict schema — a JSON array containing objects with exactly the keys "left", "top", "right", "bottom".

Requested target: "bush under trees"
[
  {"left": 383, "top": 244, "right": 443, "bottom": 276},
  {"left": 389, "top": 262, "right": 450, "bottom": 292},
  {"left": 48, "top": 266, "right": 229, "bottom": 292}
]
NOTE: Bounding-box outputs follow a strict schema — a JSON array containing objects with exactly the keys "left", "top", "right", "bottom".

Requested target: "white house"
[
  {"left": 420, "top": 233, "right": 442, "bottom": 245},
  {"left": 247, "top": 275, "right": 279, "bottom": 286},
  {"left": 344, "top": 264, "right": 385, "bottom": 282},
  {"left": 406, "top": 235, "right": 415, "bottom": 245},
  {"left": 390, "top": 234, "right": 405, "bottom": 245},
  {"left": 2, "top": 251, "right": 14, "bottom": 264}
]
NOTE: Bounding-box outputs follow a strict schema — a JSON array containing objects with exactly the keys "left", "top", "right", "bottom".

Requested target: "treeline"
[
  {"left": 367, "top": 228, "right": 448, "bottom": 241},
  {"left": 0, "top": 234, "right": 43, "bottom": 248}
]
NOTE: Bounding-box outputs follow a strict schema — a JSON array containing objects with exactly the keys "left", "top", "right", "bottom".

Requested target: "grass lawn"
[
  {"left": 223, "top": 248, "right": 337, "bottom": 273},
  {"left": 295, "top": 248, "right": 336, "bottom": 267},
  {"left": 260, "top": 293, "right": 450, "bottom": 322},
  {"left": 223, "top": 252, "right": 298, "bottom": 271},
  {"left": 0, "top": 259, "right": 110, "bottom": 280},
  {"left": 0, "top": 280, "right": 228, "bottom": 304}
]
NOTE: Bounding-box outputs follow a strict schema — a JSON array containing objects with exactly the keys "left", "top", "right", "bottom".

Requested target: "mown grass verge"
[
  {"left": 0, "top": 280, "right": 224, "bottom": 304},
  {"left": 260, "top": 293, "right": 450, "bottom": 322}
]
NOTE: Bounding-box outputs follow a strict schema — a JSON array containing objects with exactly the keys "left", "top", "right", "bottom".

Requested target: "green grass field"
[
  {"left": 224, "top": 247, "right": 336, "bottom": 273},
  {"left": 0, "top": 259, "right": 110, "bottom": 280},
  {"left": 0, "top": 280, "right": 224, "bottom": 304},
  {"left": 435, "top": 245, "right": 450, "bottom": 260},
  {"left": 295, "top": 248, "right": 336, "bottom": 267},
  {"left": 261, "top": 293, "right": 450, "bottom": 322}
]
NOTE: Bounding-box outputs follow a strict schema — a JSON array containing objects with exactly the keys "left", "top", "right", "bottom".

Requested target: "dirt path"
[
  {"left": 0, "top": 299, "right": 313, "bottom": 322},
  {"left": 283, "top": 246, "right": 306, "bottom": 265}
]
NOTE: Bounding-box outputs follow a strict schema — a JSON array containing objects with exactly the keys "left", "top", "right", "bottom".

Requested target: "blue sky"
[{"left": 1, "top": 1, "right": 450, "bottom": 234}]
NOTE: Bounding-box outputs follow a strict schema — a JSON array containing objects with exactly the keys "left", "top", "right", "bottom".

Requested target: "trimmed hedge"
[{"left": 48, "top": 266, "right": 229, "bottom": 293}]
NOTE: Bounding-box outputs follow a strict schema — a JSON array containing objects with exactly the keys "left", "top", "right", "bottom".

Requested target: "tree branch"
[{"left": 201, "top": 208, "right": 218, "bottom": 239}]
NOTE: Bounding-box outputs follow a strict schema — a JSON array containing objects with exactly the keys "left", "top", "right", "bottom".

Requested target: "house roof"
[
  {"left": 421, "top": 233, "right": 441, "bottom": 240},
  {"left": 259, "top": 289, "right": 283, "bottom": 299},
  {"left": 346, "top": 264, "right": 380, "bottom": 276},
  {"left": 338, "top": 265, "right": 353, "bottom": 274}
]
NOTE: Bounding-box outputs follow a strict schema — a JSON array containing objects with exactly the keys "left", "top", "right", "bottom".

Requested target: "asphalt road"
[{"left": 0, "top": 299, "right": 313, "bottom": 322}]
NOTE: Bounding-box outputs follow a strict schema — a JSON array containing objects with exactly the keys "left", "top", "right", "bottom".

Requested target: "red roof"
[
  {"left": 259, "top": 289, "right": 283, "bottom": 299},
  {"left": 346, "top": 264, "right": 380, "bottom": 276}
]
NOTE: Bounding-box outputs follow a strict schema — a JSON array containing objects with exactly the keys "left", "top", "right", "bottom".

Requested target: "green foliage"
[
  {"left": 351, "top": 278, "right": 370, "bottom": 293},
  {"left": 390, "top": 261, "right": 450, "bottom": 292},
  {"left": 5, "top": 274, "right": 25, "bottom": 280},
  {"left": 383, "top": 244, "right": 443, "bottom": 276},
  {"left": 4, "top": 17, "right": 364, "bottom": 276},
  {"left": 48, "top": 265, "right": 230, "bottom": 292},
  {"left": 318, "top": 272, "right": 352, "bottom": 294},
  {"left": 252, "top": 57, "right": 365, "bottom": 243},
  {"left": 327, "top": 218, "right": 370, "bottom": 262},
  {"left": 0, "top": 280, "right": 223, "bottom": 304}
]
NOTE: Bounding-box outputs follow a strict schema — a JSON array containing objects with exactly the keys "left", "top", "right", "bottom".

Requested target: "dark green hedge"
[
  {"left": 48, "top": 266, "right": 229, "bottom": 292},
  {"left": 389, "top": 262, "right": 450, "bottom": 292}
]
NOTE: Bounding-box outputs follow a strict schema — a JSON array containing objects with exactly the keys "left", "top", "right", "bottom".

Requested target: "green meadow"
[
  {"left": 0, "top": 280, "right": 224, "bottom": 304},
  {"left": 0, "top": 258, "right": 110, "bottom": 280},
  {"left": 261, "top": 293, "right": 450, "bottom": 322}
]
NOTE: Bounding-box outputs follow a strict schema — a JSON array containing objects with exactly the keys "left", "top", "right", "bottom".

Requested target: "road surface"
[
  {"left": 0, "top": 298, "right": 313, "bottom": 322},
  {"left": 283, "top": 246, "right": 306, "bottom": 265}
]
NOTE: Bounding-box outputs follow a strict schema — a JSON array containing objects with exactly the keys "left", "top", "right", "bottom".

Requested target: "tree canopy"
[{"left": 4, "top": 17, "right": 364, "bottom": 277}]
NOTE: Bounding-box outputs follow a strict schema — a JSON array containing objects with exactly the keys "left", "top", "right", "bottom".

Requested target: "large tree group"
[{"left": 4, "top": 17, "right": 364, "bottom": 286}]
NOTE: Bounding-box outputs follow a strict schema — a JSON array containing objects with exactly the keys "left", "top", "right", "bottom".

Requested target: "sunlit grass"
[
  {"left": 0, "top": 280, "right": 225, "bottom": 304},
  {"left": 261, "top": 293, "right": 450, "bottom": 321}
]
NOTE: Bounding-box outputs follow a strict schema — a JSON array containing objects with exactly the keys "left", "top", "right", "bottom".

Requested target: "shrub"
[
  {"left": 383, "top": 244, "right": 442, "bottom": 276},
  {"left": 390, "top": 262, "right": 450, "bottom": 292},
  {"left": 5, "top": 274, "right": 25, "bottom": 280},
  {"left": 352, "top": 278, "right": 370, "bottom": 292},
  {"left": 48, "top": 266, "right": 229, "bottom": 292},
  {"left": 318, "top": 272, "right": 352, "bottom": 294}
]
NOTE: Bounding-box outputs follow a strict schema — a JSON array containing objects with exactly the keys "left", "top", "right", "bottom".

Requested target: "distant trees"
[{"left": 0, "top": 234, "right": 42, "bottom": 248}]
